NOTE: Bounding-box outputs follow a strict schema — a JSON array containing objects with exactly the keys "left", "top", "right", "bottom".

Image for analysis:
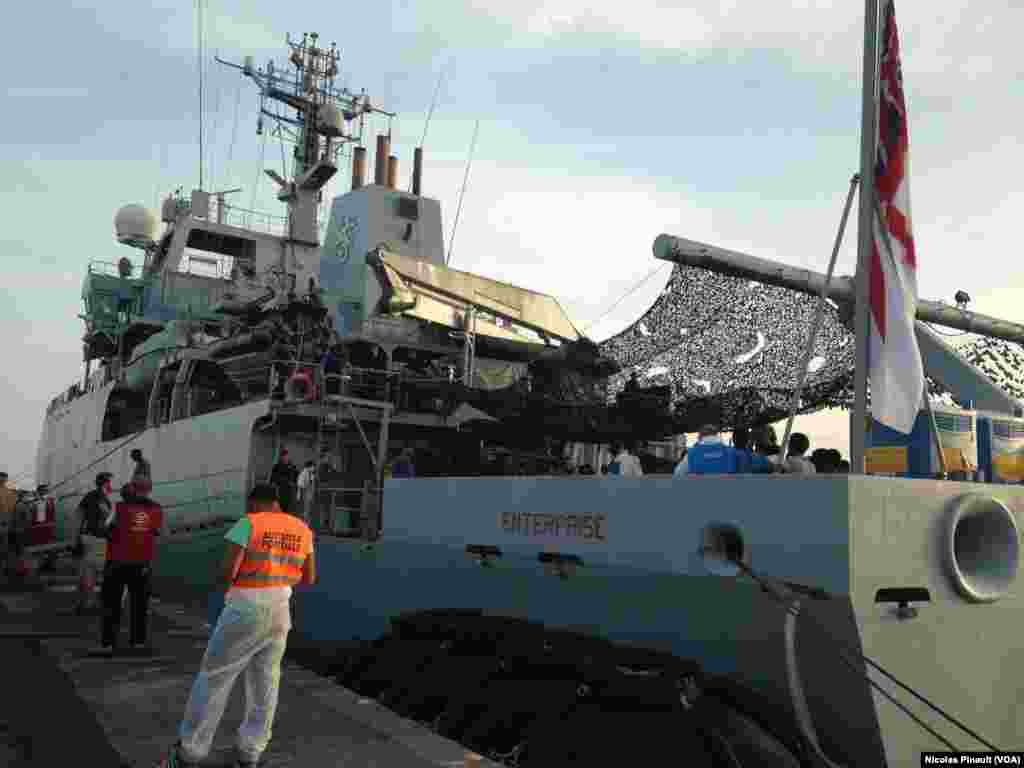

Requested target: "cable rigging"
[
  {"left": 582, "top": 262, "right": 672, "bottom": 334},
  {"left": 720, "top": 555, "right": 1002, "bottom": 756}
]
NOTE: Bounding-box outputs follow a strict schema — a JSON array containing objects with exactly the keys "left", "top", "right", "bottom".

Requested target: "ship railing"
[
  {"left": 215, "top": 203, "right": 290, "bottom": 236},
  {"left": 204, "top": 201, "right": 327, "bottom": 238},
  {"left": 266, "top": 361, "right": 398, "bottom": 406},
  {"left": 322, "top": 367, "right": 397, "bottom": 403},
  {"left": 263, "top": 360, "right": 464, "bottom": 416},
  {"left": 393, "top": 373, "right": 454, "bottom": 412}
]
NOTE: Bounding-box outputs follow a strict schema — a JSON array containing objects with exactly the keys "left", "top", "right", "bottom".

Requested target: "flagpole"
[
  {"left": 779, "top": 174, "right": 860, "bottom": 461},
  {"left": 851, "top": 0, "right": 881, "bottom": 475},
  {"left": 919, "top": 373, "right": 948, "bottom": 478}
]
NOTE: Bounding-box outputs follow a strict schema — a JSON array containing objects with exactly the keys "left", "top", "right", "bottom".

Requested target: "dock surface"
[{"left": 0, "top": 563, "right": 499, "bottom": 767}]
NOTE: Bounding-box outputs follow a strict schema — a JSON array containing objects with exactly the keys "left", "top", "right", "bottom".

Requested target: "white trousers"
[{"left": 178, "top": 599, "right": 290, "bottom": 763}]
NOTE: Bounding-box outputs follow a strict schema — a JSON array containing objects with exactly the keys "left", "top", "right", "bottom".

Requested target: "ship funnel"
[
  {"left": 374, "top": 135, "right": 390, "bottom": 186},
  {"left": 115, "top": 204, "right": 159, "bottom": 249},
  {"left": 352, "top": 146, "right": 366, "bottom": 189},
  {"left": 412, "top": 147, "right": 423, "bottom": 195},
  {"left": 387, "top": 155, "right": 398, "bottom": 189}
]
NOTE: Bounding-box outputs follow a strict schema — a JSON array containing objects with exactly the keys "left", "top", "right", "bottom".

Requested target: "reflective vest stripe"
[
  {"left": 231, "top": 572, "right": 299, "bottom": 585},
  {"left": 238, "top": 551, "right": 306, "bottom": 568}
]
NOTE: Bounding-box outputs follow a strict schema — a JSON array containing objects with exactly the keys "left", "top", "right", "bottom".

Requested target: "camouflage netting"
[
  {"left": 593, "top": 264, "right": 1024, "bottom": 431},
  {"left": 597, "top": 265, "right": 857, "bottom": 431},
  {"left": 927, "top": 335, "right": 1024, "bottom": 407}
]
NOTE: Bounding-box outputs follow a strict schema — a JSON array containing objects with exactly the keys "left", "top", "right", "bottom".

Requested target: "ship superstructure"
[{"left": 36, "top": 31, "right": 655, "bottom": 545}]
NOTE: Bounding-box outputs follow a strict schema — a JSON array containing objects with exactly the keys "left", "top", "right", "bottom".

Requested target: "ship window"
[
  {"left": 396, "top": 197, "right": 419, "bottom": 221},
  {"left": 183, "top": 229, "right": 253, "bottom": 279},
  {"left": 101, "top": 387, "right": 149, "bottom": 442}
]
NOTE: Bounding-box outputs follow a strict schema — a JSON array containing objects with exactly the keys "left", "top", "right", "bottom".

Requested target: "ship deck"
[{"left": 0, "top": 561, "right": 499, "bottom": 768}]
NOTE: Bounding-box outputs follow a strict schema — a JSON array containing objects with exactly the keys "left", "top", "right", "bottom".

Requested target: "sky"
[{"left": 3, "top": 0, "right": 1022, "bottom": 485}]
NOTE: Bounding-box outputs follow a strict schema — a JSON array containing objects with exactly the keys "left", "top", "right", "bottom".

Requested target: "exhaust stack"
[
  {"left": 374, "top": 135, "right": 390, "bottom": 186},
  {"left": 351, "top": 146, "right": 366, "bottom": 189},
  {"left": 412, "top": 147, "right": 423, "bottom": 195},
  {"left": 387, "top": 155, "right": 398, "bottom": 189}
]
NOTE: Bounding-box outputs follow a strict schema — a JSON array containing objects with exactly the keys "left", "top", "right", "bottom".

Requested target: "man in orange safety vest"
[{"left": 158, "top": 483, "right": 315, "bottom": 768}]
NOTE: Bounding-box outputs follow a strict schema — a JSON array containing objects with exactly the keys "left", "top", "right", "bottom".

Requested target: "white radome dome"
[{"left": 115, "top": 204, "right": 159, "bottom": 248}]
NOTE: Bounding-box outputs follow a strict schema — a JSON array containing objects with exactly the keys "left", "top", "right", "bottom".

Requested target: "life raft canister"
[{"left": 285, "top": 369, "right": 317, "bottom": 401}]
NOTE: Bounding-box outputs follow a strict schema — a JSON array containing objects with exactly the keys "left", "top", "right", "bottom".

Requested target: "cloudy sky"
[{"left": 3, "top": 0, "right": 1021, "bottom": 484}]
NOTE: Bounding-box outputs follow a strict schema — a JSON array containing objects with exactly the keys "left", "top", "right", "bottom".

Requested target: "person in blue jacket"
[
  {"left": 675, "top": 425, "right": 774, "bottom": 476},
  {"left": 675, "top": 425, "right": 737, "bottom": 475}
]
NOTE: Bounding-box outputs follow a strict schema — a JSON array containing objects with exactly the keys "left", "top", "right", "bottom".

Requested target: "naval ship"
[{"left": 32, "top": 12, "right": 1023, "bottom": 768}]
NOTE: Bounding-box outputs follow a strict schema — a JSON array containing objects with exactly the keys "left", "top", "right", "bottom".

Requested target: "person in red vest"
[
  {"left": 158, "top": 483, "right": 315, "bottom": 768},
  {"left": 99, "top": 478, "right": 163, "bottom": 653}
]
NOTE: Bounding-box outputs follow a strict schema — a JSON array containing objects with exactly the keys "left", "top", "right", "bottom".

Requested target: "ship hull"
[
  {"left": 35, "top": 386, "right": 267, "bottom": 568},
  {"left": 36, "top": 397, "right": 1021, "bottom": 765},
  {"left": 287, "top": 475, "right": 1021, "bottom": 767}
]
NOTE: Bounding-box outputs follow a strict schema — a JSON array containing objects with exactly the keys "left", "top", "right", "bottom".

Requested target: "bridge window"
[{"left": 183, "top": 229, "right": 253, "bottom": 279}]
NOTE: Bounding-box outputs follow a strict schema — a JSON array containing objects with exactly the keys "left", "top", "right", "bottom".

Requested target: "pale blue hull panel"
[{"left": 288, "top": 535, "right": 883, "bottom": 765}]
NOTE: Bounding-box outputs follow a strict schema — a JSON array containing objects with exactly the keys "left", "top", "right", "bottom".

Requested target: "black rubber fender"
[
  {"left": 694, "top": 696, "right": 802, "bottom": 768},
  {"left": 460, "top": 678, "right": 582, "bottom": 757},
  {"left": 521, "top": 709, "right": 716, "bottom": 768},
  {"left": 346, "top": 639, "right": 442, "bottom": 698},
  {"left": 384, "top": 654, "right": 498, "bottom": 721},
  {"left": 699, "top": 674, "right": 806, "bottom": 759}
]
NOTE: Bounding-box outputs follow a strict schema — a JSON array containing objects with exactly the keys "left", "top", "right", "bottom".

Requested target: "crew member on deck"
[
  {"left": 269, "top": 449, "right": 298, "bottom": 514},
  {"left": 391, "top": 448, "right": 416, "bottom": 479},
  {"left": 131, "top": 449, "right": 152, "bottom": 483},
  {"left": 296, "top": 461, "right": 316, "bottom": 525},
  {"left": 675, "top": 425, "right": 740, "bottom": 475},
  {"left": 731, "top": 427, "right": 773, "bottom": 474},
  {"left": 782, "top": 433, "right": 816, "bottom": 475},
  {"left": 159, "top": 484, "right": 315, "bottom": 768},
  {"left": 607, "top": 442, "right": 644, "bottom": 477}
]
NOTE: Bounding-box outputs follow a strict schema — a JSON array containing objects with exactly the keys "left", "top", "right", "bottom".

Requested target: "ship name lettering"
[{"left": 499, "top": 511, "right": 606, "bottom": 541}]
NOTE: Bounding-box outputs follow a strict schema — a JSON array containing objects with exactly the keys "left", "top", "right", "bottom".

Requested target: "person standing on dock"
[
  {"left": 74, "top": 472, "right": 114, "bottom": 614},
  {"left": 100, "top": 479, "right": 163, "bottom": 653},
  {"left": 0, "top": 473, "right": 15, "bottom": 575},
  {"left": 159, "top": 483, "right": 315, "bottom": 768}
]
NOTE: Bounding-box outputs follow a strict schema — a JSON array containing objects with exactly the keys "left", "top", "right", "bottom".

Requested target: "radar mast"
[{"left": 216, "top": 33, "right": 394, "bottom": 245}]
